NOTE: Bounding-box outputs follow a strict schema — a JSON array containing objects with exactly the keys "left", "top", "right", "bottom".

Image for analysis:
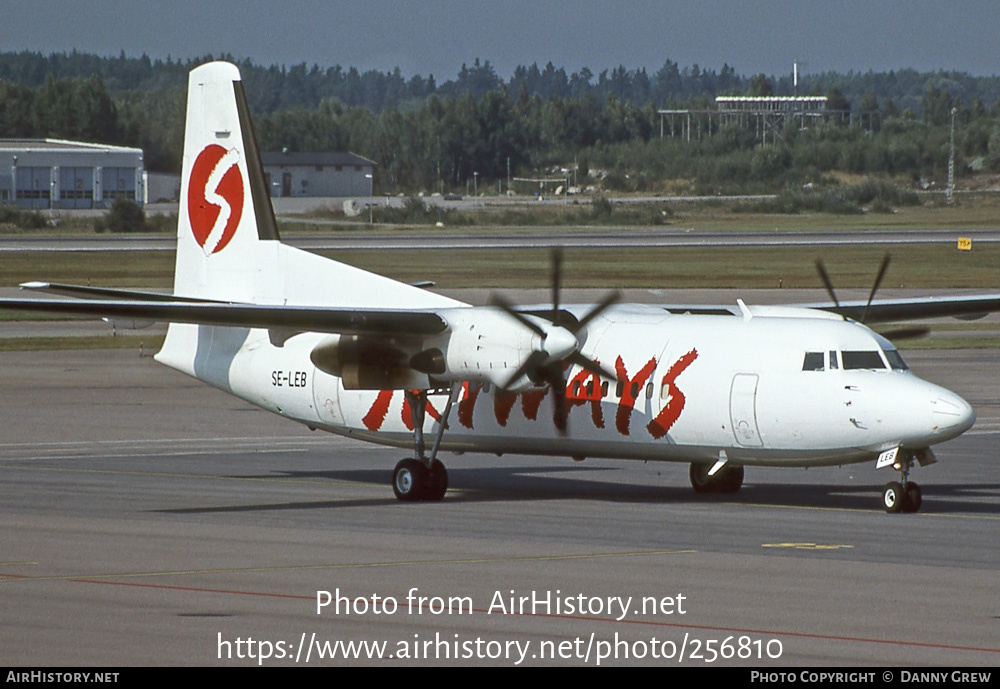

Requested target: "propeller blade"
[
  {"left": 501, "top": 350, "right": 547, "bottom": 391},
  {"left": 551, "top": 247, "right": 563, "bottom": 320},
  {"left": 567, "top": 351, "right": 617, "bottom": 382},
  {"left": 533, "top": 360, "right": 570, "bottom": 436},
  {"left": 572, "top": 290, "right": 622, "bottom": 333},
  {"left": 862, "top": 253, "right": 891, "bottom": 324},
  {"left": 500, "top": 350, "right": 547, "bottom": 391},
  {"left": 550, "top": 365, "right": 569, "bottom": 436},
  {"left": 488, "top": 293, "right": 547, "bottom": 337},
  {"left": 815, "top": 258, "right": 840, "bottom": 308}
]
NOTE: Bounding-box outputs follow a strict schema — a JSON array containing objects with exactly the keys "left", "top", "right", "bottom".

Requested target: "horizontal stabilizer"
[{"left": 20, "top": 282, "right": 219, "bottom": 304}]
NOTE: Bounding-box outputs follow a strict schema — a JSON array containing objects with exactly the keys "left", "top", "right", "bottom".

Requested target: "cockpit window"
[
  {"left": 842, "top": 351, "right": 887, "bottom": 370},
  {"left": 883, "top": 349, "right": 909, "bottom": 371},
  {"left": 802, "top": 352, "right": 824, "bottom": 371}
]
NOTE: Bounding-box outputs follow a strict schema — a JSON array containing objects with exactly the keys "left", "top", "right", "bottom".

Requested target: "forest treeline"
[{"left": 3, "top": 50, "right": 1000, "bottom": 196}]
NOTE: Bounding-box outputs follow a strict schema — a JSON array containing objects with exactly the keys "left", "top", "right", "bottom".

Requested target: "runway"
[
  {"left": 2, "top": 228, "right": 1000, "bottom": 252},
  {"left": 1, "top": 349, "right": 998, "bottom": 666}
]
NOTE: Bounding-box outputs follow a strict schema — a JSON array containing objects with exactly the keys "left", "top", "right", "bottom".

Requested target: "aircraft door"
[{"left": 730, "top": 373, "right": 764, "bottom": 447}]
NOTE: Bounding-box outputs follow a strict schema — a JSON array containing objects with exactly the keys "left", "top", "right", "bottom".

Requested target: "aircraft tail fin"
[
  {"left": 158, "top": 62, "right": 461, "bottom": 381},
  {"left": 172, "top": 61, "right": 278, "bottom": 302}
]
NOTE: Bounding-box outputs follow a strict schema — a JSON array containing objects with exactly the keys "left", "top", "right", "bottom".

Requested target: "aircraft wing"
[
  {"left": 6, "top": 282, "right": 1000, "bottom": 337},
  {"left": 0, "top": 293, "right": 448, "bottom": 337},
  {"left": 803, "top": 295, "right": 1000, "bottom": 323}
]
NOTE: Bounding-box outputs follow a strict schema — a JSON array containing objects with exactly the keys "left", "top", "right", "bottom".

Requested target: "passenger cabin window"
[
  {"left": 802, "top": 352, "right": 824, "bottom": 371},
  {"left": 842, "top": 351, "right": 887, "bottom": 370}
]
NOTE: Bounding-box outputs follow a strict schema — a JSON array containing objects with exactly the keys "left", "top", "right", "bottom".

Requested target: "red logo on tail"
[{"left": 188, "top": 144, "right": 244, "bottom": 255}]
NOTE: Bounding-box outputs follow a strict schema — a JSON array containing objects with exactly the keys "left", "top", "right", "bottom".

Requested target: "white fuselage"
[{"left": 159, "top": 303, "right": 975, "bottom": 469}]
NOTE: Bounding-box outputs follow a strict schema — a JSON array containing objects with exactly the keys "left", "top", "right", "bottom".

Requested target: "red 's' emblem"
[{"left": 188, "top": 144, "right": 244, "bottom": 255}]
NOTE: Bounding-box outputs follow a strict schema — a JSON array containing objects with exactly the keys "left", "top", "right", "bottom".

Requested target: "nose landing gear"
[{"left": 881, "top": 450, "right": 923, "bottom": 513}]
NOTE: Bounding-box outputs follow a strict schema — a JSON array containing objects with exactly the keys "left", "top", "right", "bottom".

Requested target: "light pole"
[
  {"left": 365, "top": 173, "right": 373, "bottom": 224},
  {"left": 947, "top": 107, "right": 956, "bottom": 206},
  {"left": 473, "top": 171, "right": 478, "bottom": 198}
]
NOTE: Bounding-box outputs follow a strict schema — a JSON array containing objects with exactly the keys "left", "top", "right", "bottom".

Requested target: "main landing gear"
[
  {"left": 689, "top": 462, "right": 744, "bottom": 494},
  {"left": 882, "top": 454, "right": 922, "bottom": 513},
  {"left": 392, "top": 387, "right": 460, "bottom": 502},
  {"left": 392, "top": 458, "right": 448, "bottom": 502}
]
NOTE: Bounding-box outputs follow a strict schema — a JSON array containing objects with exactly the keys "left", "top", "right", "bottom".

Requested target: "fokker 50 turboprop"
[{"left": 3, "top": 61, "right": 996, "bottom": 513}]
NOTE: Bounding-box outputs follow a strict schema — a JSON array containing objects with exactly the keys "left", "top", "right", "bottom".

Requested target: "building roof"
[
  {"left": 714, "top": 96, "right": 830, "bottom": 112},
  {"left": 0, "top": 138, "right": 142, "bottom": 154},
  {"left": 715, "top": 96, "right": 828, "bottom": 103},
  {"left": 261, "top": 151, "right": 377, "bottom": 168}
]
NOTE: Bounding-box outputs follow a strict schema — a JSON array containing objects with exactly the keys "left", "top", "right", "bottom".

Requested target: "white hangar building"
[
  {"left": 1, "top": 139, "right": 144, "bottom": 210},
  {"left": 262, "top": 151, "right": 377, "bottom": 198}
]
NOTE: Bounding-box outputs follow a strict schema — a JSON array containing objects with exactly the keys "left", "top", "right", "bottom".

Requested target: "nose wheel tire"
[
  {"left": 881, "top": 480, "right": 922, "bottom": 513},
  {"left": 882, "top": 482, "right": 905, "bottom": 513},
  {"left": 903, "top": 482, "right": 922, "bottom": 513},
  {"left": 883, "top": 481, "right": 924, "bottom": 513}
]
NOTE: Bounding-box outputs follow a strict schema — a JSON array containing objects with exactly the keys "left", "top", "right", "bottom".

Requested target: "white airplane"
[{"left": 3, "top": 61, "right": 995, "bottom": 513}]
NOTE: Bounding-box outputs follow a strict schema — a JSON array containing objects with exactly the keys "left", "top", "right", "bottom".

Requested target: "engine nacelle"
[
  {"left": 310, "top": 335, "right": 429, "bottom": 390},
  {"left": 429, "top": 307, "right": 542, "bottom": 391},
  {"left": 307, "top": 307, "right": 576, "bottom": 392}
]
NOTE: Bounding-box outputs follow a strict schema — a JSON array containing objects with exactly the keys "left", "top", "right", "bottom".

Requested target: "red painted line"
[{"left": 68, "top": 578, "right": 313, "bottom": 600}]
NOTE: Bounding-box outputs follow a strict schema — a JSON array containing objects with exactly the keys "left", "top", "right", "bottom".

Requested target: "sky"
[{"left": 4, "top": 0, "right": 1000, "bottom": 80}]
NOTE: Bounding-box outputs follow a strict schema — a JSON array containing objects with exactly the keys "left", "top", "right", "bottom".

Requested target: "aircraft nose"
[
  {"left": 888, "top": 378, "right": 975, "bottom": 448},
  {"left": 931, "top": 392, "right": 976, "bottom": 435}
]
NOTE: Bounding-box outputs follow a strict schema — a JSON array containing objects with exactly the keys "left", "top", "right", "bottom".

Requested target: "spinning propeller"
[
  {"left": 815, "top": 253, "right": 929, "bottom": 340},
  {"left": 489, "top": 248, "right": 620, "bottom": 434}
]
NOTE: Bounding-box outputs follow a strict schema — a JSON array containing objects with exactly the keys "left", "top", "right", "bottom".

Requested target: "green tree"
[
  {"left": 98, "top": 198, "right": 146, "bottom": 233},
  {"left": 748, "top": 74, "right": 773, "bottom": 97}
]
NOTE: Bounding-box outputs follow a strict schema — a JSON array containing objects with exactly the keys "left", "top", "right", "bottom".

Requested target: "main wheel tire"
[
  {"left": 903, "top": 482, "right": 922, "bottom": 513},
  {"left": 719, "top": 465, "right": 745, "bottom": 493},
  {"left": 425, "top": 459, "right": 448, "bottom": 501},
  {"left": 689, "top": 463, "right": 744, "bottom": 494},
  {"left": 689, "top": 463, "right": 713, "bottom": 493},
  {"left": 882, "top": 481, "right": 908, "bottom": 513},
  {"left": 393, "top": 459, "right": 427, "bottom": 501}
]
